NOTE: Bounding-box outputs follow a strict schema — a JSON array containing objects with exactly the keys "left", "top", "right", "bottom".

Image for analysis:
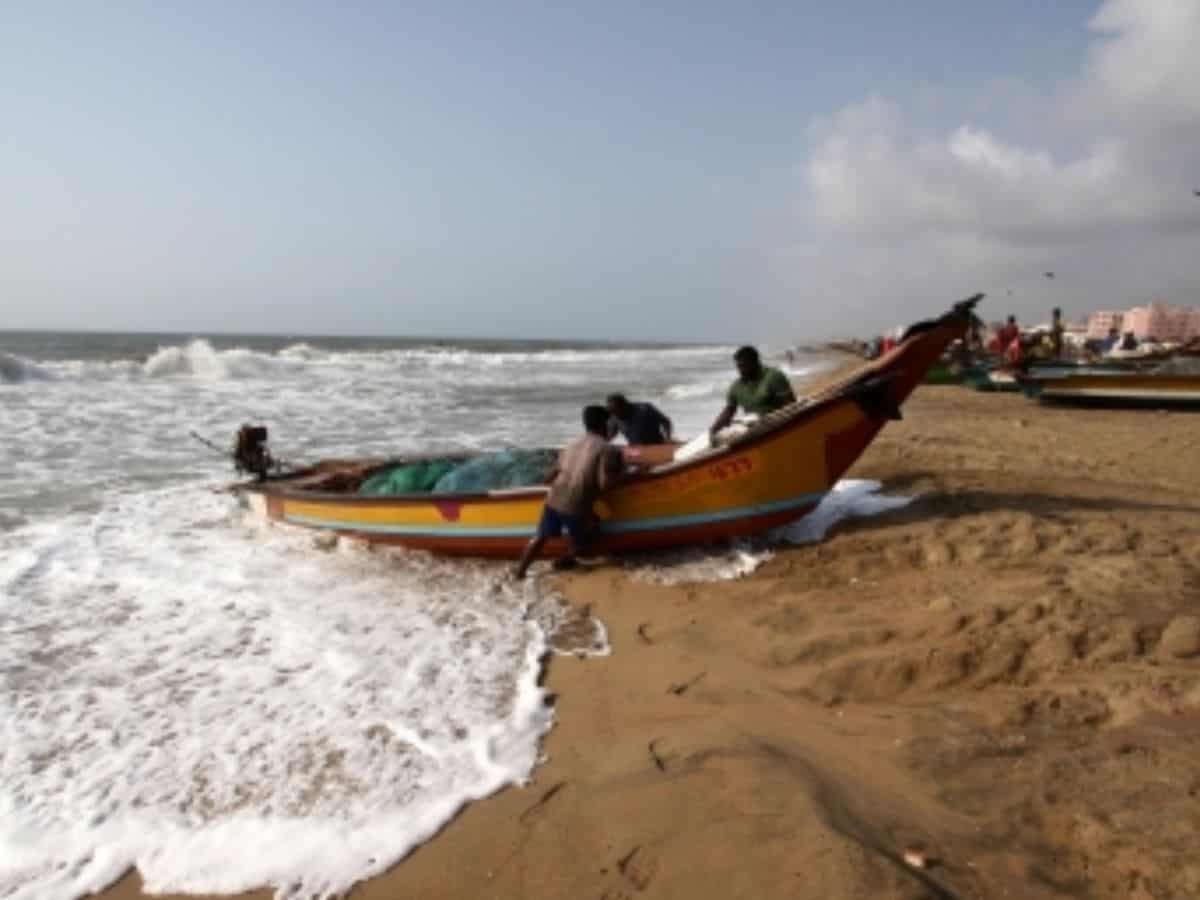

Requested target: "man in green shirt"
[{"left": 709, "top": 345, "right": 796, "bottom": 440}]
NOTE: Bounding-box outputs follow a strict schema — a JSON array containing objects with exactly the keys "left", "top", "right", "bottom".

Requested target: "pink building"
[
  {"left": 1086, "top": 304, "right": 1200, "bottom": 342},
  {"left": 1121, "top": 303, "right": 1200, "bottom": 342},
  {"left": 1086, "top": 311, "right": 1124, "bottom": 339}
]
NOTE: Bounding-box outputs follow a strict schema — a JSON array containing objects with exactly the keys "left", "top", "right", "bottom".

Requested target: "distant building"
[
  {"left": 1086, "top": 311, "right": 1124, "bottom": 339},
  {"left": 1121, "top": 303, "right": 1200, "bottom": 342},
  {"left": 1086, "top": 303, "right": 1200, "bottom": 342}
]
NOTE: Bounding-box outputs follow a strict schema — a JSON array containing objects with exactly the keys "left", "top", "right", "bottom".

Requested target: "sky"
[{"left": 2, "top": 0, "right": 1198, "bottom": 342}]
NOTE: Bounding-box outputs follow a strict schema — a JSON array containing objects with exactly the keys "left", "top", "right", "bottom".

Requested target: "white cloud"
[
  {"left": 807, "top": 97, "right": 1189, "bottom": 246},
  {"left": 1086, "top": 0, "right": 1200, "bottom": 125},
  {"left": 780, "top": 0, "right": 1200, "bottom": 333}
]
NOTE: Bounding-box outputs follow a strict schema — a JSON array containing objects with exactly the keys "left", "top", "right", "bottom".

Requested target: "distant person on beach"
[
  {"left": 1004, "top": 334, "right": 1024, "bottom": 367},
  {"left": 997, "top": 315, "right": 1020, "bottom": 350},
  {"left": 1101, "top": 327, "right": 1120, "bottom": 354},
  {"left": 515, "top": 405, "right": 623, "bottom": 579},
  {"left": 606, "top": 394, "right": 673, "bottom": 446},
  {"left": 709, "top": 346, "right": 796, "bottom": 440},
  {"left": 1120, "top": 331, "right": 1139, "bottom": 351},
  {"left": 1051, "top": 307, "right": 1065, "bottom": 357}
]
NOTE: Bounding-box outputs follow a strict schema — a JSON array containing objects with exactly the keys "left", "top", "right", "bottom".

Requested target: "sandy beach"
[{"left": 104, "top": 384, "right": 1200, "bottom": 900}]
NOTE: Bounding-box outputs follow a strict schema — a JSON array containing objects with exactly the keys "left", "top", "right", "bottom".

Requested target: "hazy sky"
[{"left": 3, "top": 1, "right": 1198, "bottom": 342}]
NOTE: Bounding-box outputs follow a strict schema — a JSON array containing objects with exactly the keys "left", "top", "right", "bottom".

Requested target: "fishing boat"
[
  {"left": 1018, "top": 368, "right": 1200, "bottom": 409},
  {"left": 233, "top": 295, "right": 981, "bottom": 558}
]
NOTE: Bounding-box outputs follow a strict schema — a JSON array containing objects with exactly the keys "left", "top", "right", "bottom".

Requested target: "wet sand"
[{"left": 107, "top": 386, "right": 1200, "bottom": 900}]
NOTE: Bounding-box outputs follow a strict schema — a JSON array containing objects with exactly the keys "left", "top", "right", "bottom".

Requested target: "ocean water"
[{"left": 0, "top": 330, "right": 894, "bottom": 900}]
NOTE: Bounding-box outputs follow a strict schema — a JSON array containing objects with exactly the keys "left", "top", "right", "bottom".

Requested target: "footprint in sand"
[{"left": 618, "top": 846, "right": 660, "bottom": 892}]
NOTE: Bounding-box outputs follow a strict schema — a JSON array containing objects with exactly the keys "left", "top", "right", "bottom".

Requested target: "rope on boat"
[{"left": 189, "top": 430, "right": 231, "bottom": 459}]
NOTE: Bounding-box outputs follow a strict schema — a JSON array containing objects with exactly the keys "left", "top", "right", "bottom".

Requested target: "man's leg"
[
  {"left": 552, "top": 513, "right": 589, "bottom": 571},
  {"left": 552, "top": 533, "right": 581, "bottom": 571},
  {"left": 515, "top": 507, "right": 558, "bottom": 579},
  {"left": 514, "top": 536, "right": 546, "bottom": 580}
]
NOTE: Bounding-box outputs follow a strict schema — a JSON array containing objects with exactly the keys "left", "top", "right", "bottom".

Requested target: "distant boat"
[
  {"left": 231, "top": 295, "right": 983, "bottom": 558},
  {"left": 1018, "top": 368, "right": 1200, "bottom": 409}
]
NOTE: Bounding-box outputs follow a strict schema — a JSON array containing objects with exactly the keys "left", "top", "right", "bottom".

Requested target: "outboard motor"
[{"left": 233, "top": 424, "right": 273, "bottom": 480}]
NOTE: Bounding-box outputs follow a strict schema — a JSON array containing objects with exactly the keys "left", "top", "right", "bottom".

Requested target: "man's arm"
[
  {"left": 542, "top": 448, "right": 564, "bottom": 485},
  {"left": 709, "top": 401, "right": 737, "bottom": 438},
  {"left": 597, "top": 447, "right": 624, "bottom": 492}
]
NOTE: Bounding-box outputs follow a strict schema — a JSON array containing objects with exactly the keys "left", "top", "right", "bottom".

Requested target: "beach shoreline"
[{"left": 103, "top": 386, "right": 1200, "bottom": 900}]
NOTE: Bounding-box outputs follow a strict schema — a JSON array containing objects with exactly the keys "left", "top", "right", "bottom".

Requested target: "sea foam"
[{"left": 0, "top": 488, "right": 559, "bottom": 900}]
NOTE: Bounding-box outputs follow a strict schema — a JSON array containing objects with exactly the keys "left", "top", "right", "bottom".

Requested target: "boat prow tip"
[{"left": 954, "top": 292, "right": 985, "bottom": 314}]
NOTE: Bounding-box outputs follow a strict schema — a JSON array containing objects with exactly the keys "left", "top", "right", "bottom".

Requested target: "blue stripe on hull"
[{"left": 283, "top": 491, "right": 826, "bottom": 539}]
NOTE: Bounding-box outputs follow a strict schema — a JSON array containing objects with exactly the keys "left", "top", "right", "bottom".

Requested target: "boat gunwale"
[{"left": 242, "top": 388, "right": 860, "bottom": 507}]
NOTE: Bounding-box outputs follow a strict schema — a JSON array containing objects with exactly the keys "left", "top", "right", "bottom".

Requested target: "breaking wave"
[
  {"left": 142, "top": 340, "right": 295, "bottom": 380},
  {"left": 780, "top": 359, "right": 837, "bottom": 379},
  {"left": 277, "top": 342, "right": 326, "bottom": 361},
  {"left": 2, "top": 340, "right": 733, "bottom": 386},
  {"left": 664, "top": 379, "right": 725, "bottom": 400},
  {"left": 0, "top": 352, "right": 53, "bottom": 384}
]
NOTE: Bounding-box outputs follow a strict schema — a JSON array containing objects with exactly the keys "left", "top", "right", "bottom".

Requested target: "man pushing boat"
[
  {"left": 514, "top": 405, "right": 624, "bottom": 579},
  {"left": 606, "top": 393, "right": 673, "bottom": 446}
]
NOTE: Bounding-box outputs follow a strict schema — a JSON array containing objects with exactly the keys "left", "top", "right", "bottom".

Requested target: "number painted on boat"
[
  {"left": 621, "top": 452, "right": 759, "bottom": 500},
  {"left": 710, "top": 456, "right": 753, "bottom": 481}
]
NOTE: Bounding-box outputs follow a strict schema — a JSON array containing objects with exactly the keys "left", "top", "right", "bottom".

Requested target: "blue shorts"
[{"left": 536, "top": 506, "right": 588, "bottom": 543}]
